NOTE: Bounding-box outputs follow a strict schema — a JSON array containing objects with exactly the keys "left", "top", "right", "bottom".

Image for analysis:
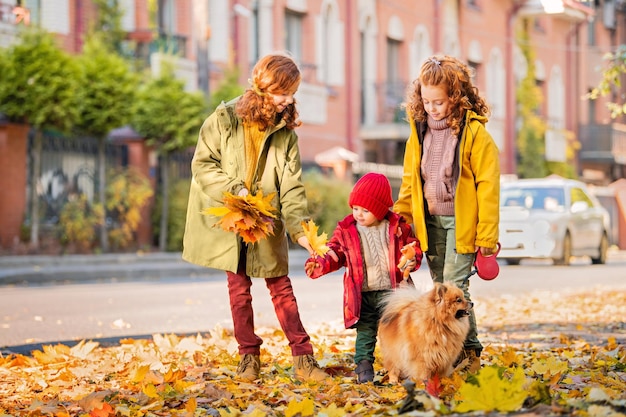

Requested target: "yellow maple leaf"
[
  {"left": 500, "top": 347, "right": 522, "bottom": 367},
  {"left": 285, "top": 397, "right": 315, "bottom": 417},
  {"left": 301, "top": 219, "right": 329, "bottom": 257},
  {"left": 454, "top": 366, "right": 527, "bottom": 413}
]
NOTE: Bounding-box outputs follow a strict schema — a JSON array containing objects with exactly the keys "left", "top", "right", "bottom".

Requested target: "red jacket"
[{"left": 306, "top": 211, "right": 422, "bottom": 328}]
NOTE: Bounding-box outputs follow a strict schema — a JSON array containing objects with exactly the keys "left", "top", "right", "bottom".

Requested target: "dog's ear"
[{"left": 433, "top": 282, "right": 447, "bottom": 305}]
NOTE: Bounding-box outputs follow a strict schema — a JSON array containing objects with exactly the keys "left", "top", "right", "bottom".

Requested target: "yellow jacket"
[{"left": 394, "top": 110, "right": 500, "bottom": 254}]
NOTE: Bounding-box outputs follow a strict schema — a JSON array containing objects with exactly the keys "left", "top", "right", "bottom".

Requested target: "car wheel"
[
  {"left": 591, "top": 233, "right": 608, "bottom": 265},
  {"left": 503, "top": 258, "right": 521, "bottom": 266},
  {"left": 554, "top": 232, "right": 572, "bottom": 266}
]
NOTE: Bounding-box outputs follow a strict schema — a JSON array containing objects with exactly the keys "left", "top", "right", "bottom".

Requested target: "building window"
[
  {"left": 161, "top": 0, "right": 176, "bottom": 34},
  {"left": 386, "top": 38, "right": 403, "bottom": 109},
  {"left": 250, "top": 3, "right": 260, "bottom": 64},
  {"left": 285, "top": 10, "right": 303, "bottom": 63},
  {"left": 22, "top": 0, "right": 40, "bottom": 25},
  {"left": 468, "top": 60, "right": 481, "bottom": 89}
]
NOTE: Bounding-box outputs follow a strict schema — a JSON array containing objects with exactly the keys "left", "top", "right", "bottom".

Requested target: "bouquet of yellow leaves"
[
  {"left": 301, "top": 219, "right": 330, "bottom": 257},
  {"left": 202, "top": 191, "right": 278, "bottom": 244}
]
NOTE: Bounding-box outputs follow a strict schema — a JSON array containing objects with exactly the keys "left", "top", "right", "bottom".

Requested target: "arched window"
[{"left": 316, "top": 0, "right": 344, "bottom": 85}]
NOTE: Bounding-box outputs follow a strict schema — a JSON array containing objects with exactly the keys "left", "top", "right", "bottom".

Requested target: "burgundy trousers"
[{"left": 226, "top": 258, "right": 314, "bottom": 357}]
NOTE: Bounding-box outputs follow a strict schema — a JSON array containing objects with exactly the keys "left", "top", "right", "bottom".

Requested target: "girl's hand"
[
  {"left": 238, "top": 188, "right": 249, "bottom": 197},
  {"left": 297, "top": 235, "right": 314, "bottom": 255},
  {"left": 476, "top": 246, "right": 494, "bottom": 256}
]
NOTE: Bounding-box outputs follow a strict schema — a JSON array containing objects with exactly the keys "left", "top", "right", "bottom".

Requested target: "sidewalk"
[
  {"left": 1, "top": 248, "right": 625, "bottom": 286},
  {"left": 0, "top": 250, "right": 313, "bottom": 286}
]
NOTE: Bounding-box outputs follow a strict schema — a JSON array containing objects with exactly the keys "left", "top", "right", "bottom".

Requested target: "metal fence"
[{"left": 29, "top": 132, "right": 128, "bottom": 227}]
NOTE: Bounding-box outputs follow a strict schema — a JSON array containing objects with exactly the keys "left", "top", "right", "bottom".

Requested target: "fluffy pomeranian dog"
[{"left": 378, "top": 282, "right": 472, "bottom": 394}]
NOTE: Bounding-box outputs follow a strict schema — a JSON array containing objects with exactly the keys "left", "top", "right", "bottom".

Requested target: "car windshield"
[{"left": 501, "top": 186, "right": 565, "bottom": 212}]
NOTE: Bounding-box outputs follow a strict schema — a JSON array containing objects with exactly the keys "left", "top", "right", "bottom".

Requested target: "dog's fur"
[{"left": 378, "top": 282, "right": 472, "bottom": 385}]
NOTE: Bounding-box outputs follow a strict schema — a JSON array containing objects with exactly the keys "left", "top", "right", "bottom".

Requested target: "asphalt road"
[{"left": 1, "top": 251, "right": 625, "bottom": 352}]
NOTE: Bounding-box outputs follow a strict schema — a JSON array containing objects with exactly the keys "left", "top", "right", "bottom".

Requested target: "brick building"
[{"left": 1, "top": 0, "right": 626, "bottom": 251}]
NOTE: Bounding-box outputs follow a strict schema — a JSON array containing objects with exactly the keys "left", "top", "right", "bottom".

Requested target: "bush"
[
  {"left": 58, "top": 194, "right": 104, "bottom": 252},
  {"left": 106, "top": 167, "right": 154, "bottom": 250},
  {"left": 303, "top": 170, "right": 352, "bottom": 236}
]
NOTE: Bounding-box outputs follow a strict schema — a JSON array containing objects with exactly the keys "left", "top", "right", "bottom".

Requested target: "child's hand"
[
  {"left": 398, "top": 278, "right": 411, "bottom": 289},
  {"left": 327, "top": 249, "right": 339, "bottom": 262},
  {"left": 401, "top": 257, "right": 417, "bottom": 272},
  {"left": 304, "top": 260, "right": 318, "bottom": 277}
]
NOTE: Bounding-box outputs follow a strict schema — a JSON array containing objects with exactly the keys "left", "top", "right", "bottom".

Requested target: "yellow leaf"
[
  {"left": 301, "top": 219, "right": 329, "bottom": 257},
  {"left": 70, "top": 340, "right": 99, "bottom": 359},
  {"left": 130, "top": 365, "right": 150, "bottom": 383},
  {"left": 317, "top": 402, "right": 347, "bottom": 417},
  {"left": 285, "top": 397, "right": 315, "bottom": 417},
  {"left": 142, "top": 383, "right": 159, "bottom": 398},
  {"left": 185, "top": 397, "right": 197, "bottom": 413},
  {"left": 202, "top": 206, "right": 230, "bottom": 217},
  {"left": 454, "top": 366, "right": 527, "bottom": 413},
  {"left": 531, "top": 356, "right": 569, "bottom": 378},
  {"left": 606, "top": 336, "right": 618, "bottom": 351},
  {"left": 500, "top": 347, "right": 522, "bottom": 367}
]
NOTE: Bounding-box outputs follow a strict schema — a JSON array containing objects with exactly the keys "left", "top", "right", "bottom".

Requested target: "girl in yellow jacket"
[{"left": 394, "top": 55, "right": 500, "bottom": 373}]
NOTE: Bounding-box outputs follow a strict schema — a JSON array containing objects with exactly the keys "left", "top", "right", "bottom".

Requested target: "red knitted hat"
[{"left": 348, "top": 173, "right": 394, "bottom": 221}]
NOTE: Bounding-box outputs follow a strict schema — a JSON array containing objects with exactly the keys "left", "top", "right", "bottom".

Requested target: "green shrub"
[{"left": 303, "top": 170, "right": 352, "bottom": 236}]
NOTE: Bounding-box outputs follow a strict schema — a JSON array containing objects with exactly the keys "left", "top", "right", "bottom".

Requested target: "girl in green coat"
[{"left": 182, "top": 53, "right": 328, "bottom": 383}]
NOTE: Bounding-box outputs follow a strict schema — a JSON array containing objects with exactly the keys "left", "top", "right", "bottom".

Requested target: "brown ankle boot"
[
  {"left": 293, "top": 354, "right": 329, "bottom": 382},
  {"left": 236, "top": 354, "right": 260, "bottom": 381}
]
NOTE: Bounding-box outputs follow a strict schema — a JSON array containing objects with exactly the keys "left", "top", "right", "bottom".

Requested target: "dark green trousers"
[{"left": 353, "top": 290, "right": 389, "bottom": 364}]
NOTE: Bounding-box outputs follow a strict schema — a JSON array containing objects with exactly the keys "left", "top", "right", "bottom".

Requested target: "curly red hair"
[
  {"left": 404, "top": 55, "right": 490, "bottom": 135},
  {"left": 236, "top": 53, "right": 302, "bottom": 131}
]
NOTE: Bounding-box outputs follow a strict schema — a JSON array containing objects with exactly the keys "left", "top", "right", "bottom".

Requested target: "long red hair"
[
  {"left": 236, "top": 53, "right": 302, "bottom": 130},
  {"left": 405, "top": 55, "right": 490, "bottom": 135}
]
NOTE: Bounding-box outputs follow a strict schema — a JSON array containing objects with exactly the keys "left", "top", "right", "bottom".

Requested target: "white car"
[{"left": 498, "top": 178, "right": 610, "bottom": 266}]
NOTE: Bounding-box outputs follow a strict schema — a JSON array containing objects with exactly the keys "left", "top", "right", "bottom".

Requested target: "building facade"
[
  {"left": 2, "top": 0, "right": 626, "bottom": 251},
  {"left": 1, "top": 0, "right": 624, "bottom": 182}
]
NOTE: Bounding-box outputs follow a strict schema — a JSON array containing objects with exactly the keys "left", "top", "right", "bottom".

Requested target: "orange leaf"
[
  {"left": 90, "top": 403, "right": 114, "bottom": 417},
  {"left": 202, "top": 191, "right": 278, "bottom": 243}
]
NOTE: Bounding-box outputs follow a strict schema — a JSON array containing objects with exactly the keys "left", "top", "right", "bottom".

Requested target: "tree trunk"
[
  {"left": 159, "top": 153, "right": 169, "bottom": 251},
  {"left": 29, "top": 130, "right": 42, "bottom": 249},
  {"left": 98, "top": 137, "right": 109, "bottom": 251}
]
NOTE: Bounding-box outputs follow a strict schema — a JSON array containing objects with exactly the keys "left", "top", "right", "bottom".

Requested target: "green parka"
[
  {"left": 394, "top": 110, "right": 500, "bottom": 254},
  {"left": 182, "top": 98, "right": 309, "bottom": 278}
]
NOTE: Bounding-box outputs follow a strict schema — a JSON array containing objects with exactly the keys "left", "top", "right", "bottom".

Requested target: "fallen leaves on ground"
[
  {"left": 0, "top": 287, "right": 625, "bottom": 416},
  {"left": 202, "top": 191, "right": 277, "bottom": 244}
]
